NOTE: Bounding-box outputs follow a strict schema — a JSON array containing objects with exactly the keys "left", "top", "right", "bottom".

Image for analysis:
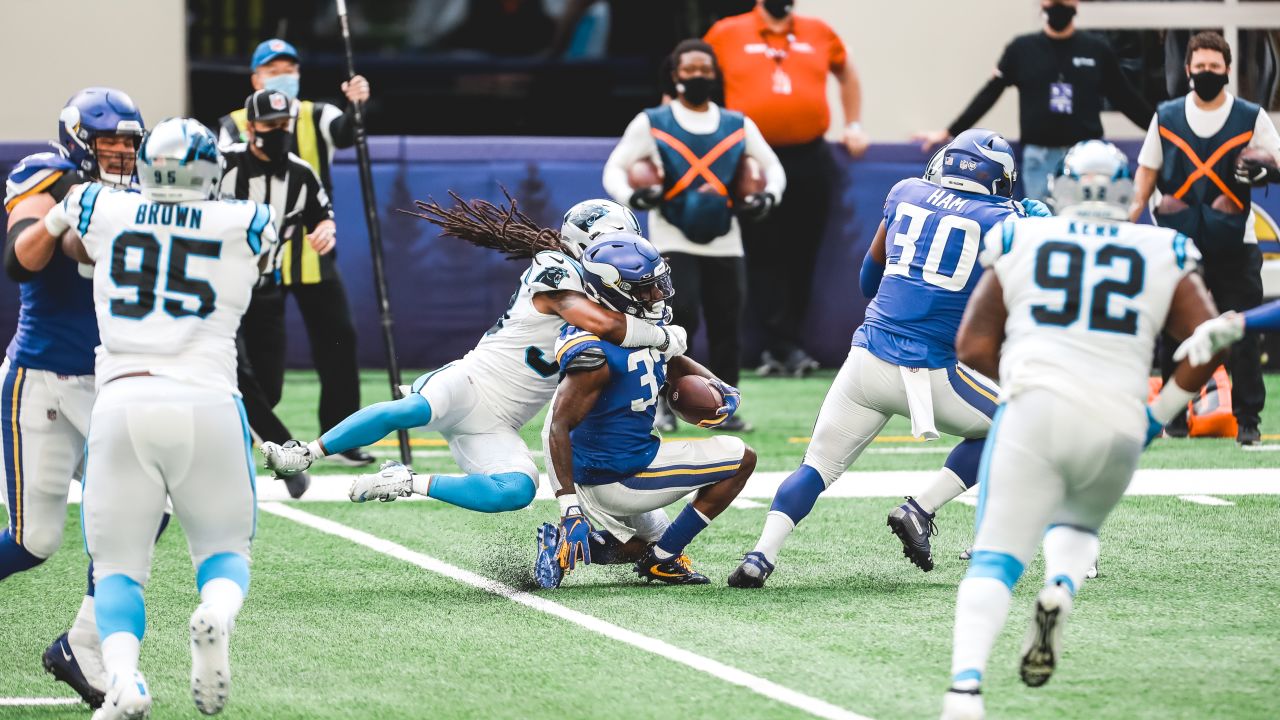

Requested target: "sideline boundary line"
[{"left": 259, "top": 502, "right": 874, "bottom": 720}]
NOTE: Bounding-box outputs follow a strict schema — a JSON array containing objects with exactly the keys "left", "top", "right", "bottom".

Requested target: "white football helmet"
[
  {"left": 137, "top": 118, "right": 223, "bottom": 203},
  {"left": 1049, "top": 140, "right": 1134, "bottom": 221},
  {"left": 559, "top": 199, "right": 641, "bottom": 259}
]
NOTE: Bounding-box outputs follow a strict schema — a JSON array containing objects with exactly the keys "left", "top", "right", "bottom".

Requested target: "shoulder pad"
[
  {"left": 563, "top": 346, "right": 607, "bottom": 373},
  {"left": 528, "top": 251, "right": 587, "bottom": 294},
  {"left": 5, "top": 151, "right": 78, "bottom": 212},
  {"left": 554, "top": 326, "right": 604, "bottom": 367}
]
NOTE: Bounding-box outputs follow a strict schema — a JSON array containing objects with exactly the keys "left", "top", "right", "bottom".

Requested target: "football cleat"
[
  {"left": 1086, "top": 554, "right": 1099, "bottom": 579},
  {"left": 43, "top": 633, "right": 106, "bottom": 708},
  {"left": 959, "top": 547, "right": 973, "bottom": 561},
  {"left": 1019, "top": 583, "right": 1074, "bottom": 688},
  {"left": 940, "top": 687, "right": 984, "bottom": 720},
  {"left": 634, "top": 548, "right": 709, "bottom": 585},
  {"left": 328, "top": 448, "right": 376, "bottom": 467},
  {"left": 282, "top": 470, "right": 311, "bottom": 500},
  {"left": 92, "top": 671, "right": 151, "bottom": 720},
  {"left": 349, "top": 461, "right": 416, "bottom": 503},
  {"left": 888, "top": 497, "right": 937, "bottom": 572},
  {"left": 727, "top": 551, "right": 774, "bottom": 589},
  {"left": 534, "top": 523, "right": 564, "bottom": 589},
  {"left": 189, "top": 604, "right": 231, "bottom": 715},
  {"left": 261, "top": 440, "right": 314, "bottom": 477}
]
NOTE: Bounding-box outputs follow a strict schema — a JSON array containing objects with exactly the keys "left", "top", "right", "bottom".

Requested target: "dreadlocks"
[{"left": 398, "top": 187, "right": 564, "bottom": 260}]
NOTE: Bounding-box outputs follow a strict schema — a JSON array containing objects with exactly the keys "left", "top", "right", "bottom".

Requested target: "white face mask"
[{"left": 263, "top": 73, "right": 300, "bottom": 99}]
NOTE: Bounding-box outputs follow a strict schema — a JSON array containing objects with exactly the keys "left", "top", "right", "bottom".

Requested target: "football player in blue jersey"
[
  {"left": 729, "top": 130, "right": 1022, "bottom": 588},
  {"left": 2, "top": 88, "right": 146, "bottom": 708},
  {"left": 533, "top": 232, "right": 755, "bottom": 588}
]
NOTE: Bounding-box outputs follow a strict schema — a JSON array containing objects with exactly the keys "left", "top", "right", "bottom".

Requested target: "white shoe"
[
  {"left": 92, "top": 671, "right": 152, "bottom": 720},
  {"left": 1020, "top": 583, "right": 1074, "bottom": 687},
  {"left": 940, "top": 689, "right": 984, "bottom": 720},
  {"left": 189, "top": 604, "right": 231, "bottom": 715},
  {"left": 261, "top": 440, "right": 314, "bottom": 477},
  {"left": 349, "top": 461, "right": 417, "bottom": 503}
]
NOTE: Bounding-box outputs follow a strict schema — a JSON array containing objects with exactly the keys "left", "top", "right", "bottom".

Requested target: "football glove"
[
  {"left": 556, "top": 506, "right": 592, "bottom": 573},
  {"left": 629, "top": 186, "right": 663, "bottom": 210},
  {"left": 1017, "top": 197, "right": 1052, "bottom": 218},
  {"left": 737, "top": 192, "right": 775, "bottom": 222},
  {"left": 697, "top": 378, "right": 741, "bottom": 428},
  {"left": 1173, "top": 312, "right": 1245, "bottom": 367},
  {"left": 1235, "top": 157, "right": 1280, "bottom": 186},
  {"left": 534, "top": 523, "right": 564, "bottom": 589},
  {"left": 660, "top": 324, "right": 688, "bottom": 360}
]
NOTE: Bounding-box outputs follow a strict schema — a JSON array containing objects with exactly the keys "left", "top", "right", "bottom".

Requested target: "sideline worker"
[{"left": 1130, "top": 31, "right": 1280, "bottom": 446}]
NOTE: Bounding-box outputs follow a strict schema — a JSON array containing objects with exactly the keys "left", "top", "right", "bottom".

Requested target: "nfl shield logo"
[
  {"left": 47, "top": 409, "right": 57, "bottom": 421},
  {"left": 270, "top": 40, "right": 286, "bottom": 51},
  {"left": 270, "top": 94, "right": 288, "bottom": 111}
]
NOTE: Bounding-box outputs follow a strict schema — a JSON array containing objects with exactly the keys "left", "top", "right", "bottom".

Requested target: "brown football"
[
  {"left": 628, "top": 159, "right": 664, "bottom": 190},
  {"left": 1238, "top": 147, "right": 1278, "bottom": 172},
  {"left": 1155, "top": 194, "right": 1189, "bottom": 216},
  {"left": 732, "top": 156, "right": 766, "bottom": 200},
  {"left": 667, "top": 375, "right": 724, "bottom": 426},
  {"left": 1211, "top": 193, "right": 1246, "bottom": 215}
]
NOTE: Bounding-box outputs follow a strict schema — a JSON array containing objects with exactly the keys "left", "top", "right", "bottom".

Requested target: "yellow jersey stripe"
[
  {"left": 955, "top": 366, "right": 998, "bottom": 404},
  {"left": 11, "top": 368, "right": 25, "bottom": 545},
  {"left": 634, "top": 462, "right": 740, "bottom": 479},
  {"left": 4, "top": 171, "right": 64, "bottom": 213},
  {"left": 555, "top": 334, "right": 600, "bottom": 364}
]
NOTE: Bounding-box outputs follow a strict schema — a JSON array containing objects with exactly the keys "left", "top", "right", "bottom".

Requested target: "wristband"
[
  {"left": 1148, "top": 379, "right": 1198, "bottom": 426},
  {"left": 43, "top": 206, "right": 71, "bottom": 237},
  {"left": 558, "top": 493, "right": 579, "bottom": 515}
]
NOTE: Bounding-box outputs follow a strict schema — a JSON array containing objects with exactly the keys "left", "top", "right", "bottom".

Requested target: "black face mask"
[
  {"left": 677, "top": 76, "right": 716, "bottom": 106},
  {"left": 1189, "top": 70, "right": 1229, "bottom": 101},
  {"left": 253, "top": 129, "right": 291, "bottom": 172},
  {"left": 763, "top": 0, "right": 793, "bottom": 20},
  {"left": 1043, "top": 3, "right": 1076, "bottom": 32}
]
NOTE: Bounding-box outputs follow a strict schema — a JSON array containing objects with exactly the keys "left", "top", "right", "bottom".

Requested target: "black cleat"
[
  {"left": 784, "top": 349, "right": 821, "bottom": 378},
  {"left": 42, "top": 633, "right": 104, "bottom": 709},
  {"left": 959, "top": 547, "right": 973, "bottom": 561},
  {"left": 887, "top": 497, "right": 937, "bottom": 572},
  {"left": 283, "top": 470, "right": 312, "bottom": 499},
  {"left": 708, "top": 414, "right": 754, "bottom": 433},
  {"left": 1237, "top": 423, "right": 1261, "bottom": 446},
  {"left": 1020, "top": 584, "right": 1073, "bottom": 688},
  {"left": 330, "top": 448, "right": 376, "bottom": 467},
  {"left": 755, "top": 351, "right": 788, "bottom": 377},
  {"left": 727, "top": 551, "right": 774, "bottom": 589},
  {"left": 1164, "top": 412, "right": 1190, "bottom": 438},
  {"left": 634, "top": 548, "right": 709, "bottom": 585}
]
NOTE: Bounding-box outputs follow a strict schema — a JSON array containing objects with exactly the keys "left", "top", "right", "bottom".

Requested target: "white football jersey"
[
  {"left": 983, "top": 216, "right": 1199, "bottom": 408},
  {"left": 463, "top": 251, "right": 588, "bottom": 429},
  {"left": 55, "top": 183, "right": 276, "bottom": 394}
]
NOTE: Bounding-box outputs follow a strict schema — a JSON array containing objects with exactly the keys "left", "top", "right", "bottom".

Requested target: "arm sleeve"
[
  {"left": 744, "top": 116, "right": 786, "bottom": 199},
  {"left": 5, "top": 218, "right": 38, "bottom": 282},
  {"left": 1249, "top": 109, "right": 1280, "bottom": 164},
  {"left": 602, "top": 113, "right": 657, "bottom": 204},
  {"left": 1101, "top": 44, "right": 1155, "bottom": 129},
  {"left": 1244, "top": 299, "right": 1280, "bottom": 332},
  {"left": 1136, "top": 115, "right": 1164, "bottom": 170},
  {"left": 858, "top": 249, "right": 884, "bottom": 298},
  {"left": 320, "top": 102, "right": 356, "bottom": 150}
]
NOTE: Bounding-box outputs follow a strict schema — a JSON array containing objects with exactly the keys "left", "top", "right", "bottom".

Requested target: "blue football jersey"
[
  {"left": 853, "top": 177, "right": 1018, "bottom": 368},
  {"left": 555, "top": 326, "right": 666, "bottom": 485}
]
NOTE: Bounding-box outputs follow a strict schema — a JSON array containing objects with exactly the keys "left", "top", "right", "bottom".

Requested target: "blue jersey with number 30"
[
  {"left": 555, "top": 326, "right": 666, "bottom": 485},
  {"left": 853, "top": 177, "right": 1018, "bottom": 368}
]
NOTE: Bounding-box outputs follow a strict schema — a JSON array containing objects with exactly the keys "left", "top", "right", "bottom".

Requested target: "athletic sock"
[
  {"left": 317, "top": 395, "right": 432, "bottom": 456},
  {"left": 753, "top": 511, "right": 795, "bottom": 565},
  {"left": 916, "top": 468, "right": 967, "bottom": 515},
  {"left": 68, "top": 595, "right": 99, "bottom": 649},
  {"left": 752, "top": 464, "right": 826, "bottom": 564},
  {"left": 100, "top": 632, "right": 141, "bottom": 683},
  {"left": 919, "top": 438, "right": 985, "bottom": 514},
  {"left": 306, "top": 440, "right": 326, "bottom": 459},
  {"left": 1042, "top": 525, "right": 1100, "bottom": 596},
  {"left": 427, "top": 472, "right": 536, "bottom": 513},
  {"left": 200, "top": 577, "right": 246, "bottom": 628},
  {"left": 654, "top": 504, "right": 710, "bottom": 559},
  {"left": 950, "top": 576, "right": 1013, "bottom": 686},
  {"left": 411, "top": 473, "right": 432, "bottom": 497}
]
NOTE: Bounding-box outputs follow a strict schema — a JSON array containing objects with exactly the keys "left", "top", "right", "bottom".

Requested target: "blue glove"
[
  {"left": 534, "top": 523, "right": 564, "bottom": 589},
  {"left": 556, "top": 507, "right": 592, "bottom": 572},
  {"left": 1144, "top": 407, "right": 1163, "bottom": 448},
  {"left": 1018, "top": 198, "right": 1053, "bottom": 218},
  {"left": 698, "top": 379, "right": 741, "bottom": 429}
]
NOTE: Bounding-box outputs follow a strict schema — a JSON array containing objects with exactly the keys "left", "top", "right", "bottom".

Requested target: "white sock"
[
  {"left": 411, "top": 473, "right": 432, "bottom": 497},
  {"left": 653, "top": 545, "right": 673, "bottom": 560},
  {"left": 950, "top": 577, "right": 1013, "bottom": 685},
  {"left": 307, "top": 440, "right": 326, "bottom": 458},
  {"left": 916, "top": 468, "right": 968, "bottom": 515},
  {"left": 68, "top": 595, "right": 98, "bottom": 649},
  {"left": 1042, "top": 526, "right": 1100, "bottom": 595},
  {"left": 753, "top": 511, "right": 796, "bottom": 565},
  {"left": 200, "top": 577, "right": 245, "bottom": 628},
  {"left": 100, "top": 632, "right": 141, "bottom": 683}
]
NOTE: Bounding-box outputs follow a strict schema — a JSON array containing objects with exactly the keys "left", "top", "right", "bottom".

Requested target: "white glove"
[
  {"left": 44, "top": 203, "right": 71, "bottom": 237},
  {"left": 1173, "top": 312, "right": 1245, "bottom": 367},
  {"left": 661, "top": 324, "right": 688, "bottom": 360}
]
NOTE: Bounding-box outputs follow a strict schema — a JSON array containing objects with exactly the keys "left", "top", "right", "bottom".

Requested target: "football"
[
  {"left": 1155, "top": 193, "right": 1189, "bottom": 216},
  {"left": 1238, "top": 146, "right": 1278, "bottom": 172},
  {"left": 628, "top": 158, "right": 664, "bottom": 189},
  {"left": 733, "top": 155, "right": 765, "bottom": 200},
  {"left": 667, "top": 374, "right": 724, "bottom": 425}
]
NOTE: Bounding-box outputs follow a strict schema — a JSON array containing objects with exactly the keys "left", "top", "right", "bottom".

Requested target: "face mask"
[
  {"left": 263, "top": 73, "right": 300, "bottom": 100},
  {"left": 1043, "top": 3, "right": 1076, "bottom": 32},
  {"left": 1189, "top": 70, "right": 1229, "bottom": 101},
  {"left": 253, "top": 129, "right": 291, "bottom": 172},
  {"left": 677, "top": 77, "right": 715, "bottom": 106},
  {"left": 762, "top": 0, "right": 793, "bottom": 20}
]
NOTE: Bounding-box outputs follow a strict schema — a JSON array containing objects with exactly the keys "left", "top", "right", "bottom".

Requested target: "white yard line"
[
  {"left": 1177, "top": 495, "right": 1236, "bottom": 506},
  {"left": 259, "top": 502, "right": 873, "bottom": 720},
  {"left": 730, "top": 498, "right": 766, "bottom": 509},
  {"left": 0, "top": 698, "right": 81, "bottom": 706},
  {"left": 1241, "top": 445, "right": 1280, "bottom": 452}
]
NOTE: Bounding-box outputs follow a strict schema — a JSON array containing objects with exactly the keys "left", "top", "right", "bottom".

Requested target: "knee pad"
[{"left": 966, "top": 550, "right": 1025, "bottom": 590}]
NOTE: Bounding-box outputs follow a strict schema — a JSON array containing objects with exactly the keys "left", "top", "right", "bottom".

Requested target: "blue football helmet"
[
  {"left": 940, "top": 129, "right": 1016, "bottom": 197},
  {"left": 58, "top": 87, "right": 145, "bottom": 188},
  {"left": 1049, "top": 140, "right": 1134, "bottom": 221},
  {"left": 580, "top": 232, "right": 674, "bottom": 322},
  {"left": 138, "top": 118, "right": 223, "bottom": 203},
  {"left": 923, "top": 143, "right": 949, "bottom": 184}
]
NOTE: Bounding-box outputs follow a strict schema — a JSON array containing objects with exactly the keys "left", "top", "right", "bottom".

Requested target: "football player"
[
  {"left": 1175, "top": 298, "right": 1280, "bottom": 366},
  {"left": 52, "top": 118, "right": 276, "bottom": 720},
  {"left": 534, "top": 232, "right": 753, "bottom": 588},
  {"left": 941, "top": 141, "right": 1222, "bottom": 720},
  {"left": 2, "top": 88, "right": 146, "bottom": 707},
  {"left": 729, "top": 130, "right": 1022, "bottom": 587},
  {"left": 261, "top": 197, "right": 688, "bottom": 514}
]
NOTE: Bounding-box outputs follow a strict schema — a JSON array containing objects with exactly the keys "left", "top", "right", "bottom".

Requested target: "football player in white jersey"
[
  {"left": 49, "top": 118, "right": 277, "bottom": 720},
  {"left": 940, "top": 141, "right": 1224, "bottom": 720},
  {"left": 262, "top": 195, "right": 687, "bottom": 514}
]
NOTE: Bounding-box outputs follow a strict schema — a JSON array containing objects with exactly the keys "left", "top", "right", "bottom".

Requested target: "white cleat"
[
  {"left": 1020, "top": 583, "right": 1074, "bottom": 688},
  {"left": 260, "top": 440, "right": 314, "bottom": 478},
  {"left": 189, "top": 604, "right": 231, "bottom": 715},
  {"left": 940, "top": 688, "right": 984, "bottom": 720},
  {"left": 349, "top": 461, "right": 417, "bottom": 503},
  {"left": 92, "top": 671, "right": 152, "bottom": 720}
]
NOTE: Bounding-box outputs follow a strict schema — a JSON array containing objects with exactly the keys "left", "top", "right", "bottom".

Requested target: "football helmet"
[
  {"left": 940, "top": 129, "right": 1016, "bottom": 197},
  {"left": 1048, "top": 140, "right": 1134, "bottom": 221},
  {"left": 137, "top": 118, "right": 223, "bottom": 203},
  {"left": 923, "top": 143, "right": 950, "bottom": 184},
  {"left": 560, "top": 199, "right": 641, "bottom": 259},
  {"left": 580, "top": 232, "right": 673, "bottom": 322},
  {"left": 58, "top": 87, "right": 144, "bottom": 188}
]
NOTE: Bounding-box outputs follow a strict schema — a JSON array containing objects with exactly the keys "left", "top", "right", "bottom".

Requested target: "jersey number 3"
[
  {"left": 110, "top": 231, "right": 222, "bottom": 320},
  {"left": 886, "top": 202, "right": 981, "bottom": 291}
]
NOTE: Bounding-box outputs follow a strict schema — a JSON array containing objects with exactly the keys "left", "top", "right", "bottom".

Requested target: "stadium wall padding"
[{"left": 1, "top": 139, "right": 1276, "bottom": 372}]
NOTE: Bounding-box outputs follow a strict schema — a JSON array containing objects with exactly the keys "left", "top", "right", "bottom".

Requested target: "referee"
[{"left": 914, "top": 0, "right": 1152, "bottom": 200}]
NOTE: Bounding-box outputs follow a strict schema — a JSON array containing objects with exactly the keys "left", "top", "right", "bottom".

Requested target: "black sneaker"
[
  {"left": 43, "top": 633, "right": 104, "bottom": 709},
  {"left": 1237, "top": 423, "right": 1261, "bottom": 446},
  {"left": 329, "top": 448, "right": 376, "bottom": 467},
  {"left": 1164, "top": 412, "right": 1190, "bottom": 438},
  {"left": 755, "top": 351, "right": 788, "bottom": 377},
  {"left": 887, "top": 496, "right": 938, "bottom": 572},
  {"left": 727, "top": 551, "right": 774, "bottom": 589},
  {"left": 784, "top": 349, "right": 821, "bottom": 378},
  {"left": 634, "top": 548, "right": 709, "bottom": 585},
  {"left": 708, "top": 414, "right": 754, "bottom": 432},
  {"left": 283, "top": 470, "right": 311, "bottom": 499},
  {"left": 654, "top": 396, "right": 677, "bottom": 434}
]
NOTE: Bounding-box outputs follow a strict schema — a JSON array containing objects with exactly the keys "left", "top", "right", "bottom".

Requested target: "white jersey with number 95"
[{"left": 53, "top": 182, "right": 277, "bottom": 394}]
